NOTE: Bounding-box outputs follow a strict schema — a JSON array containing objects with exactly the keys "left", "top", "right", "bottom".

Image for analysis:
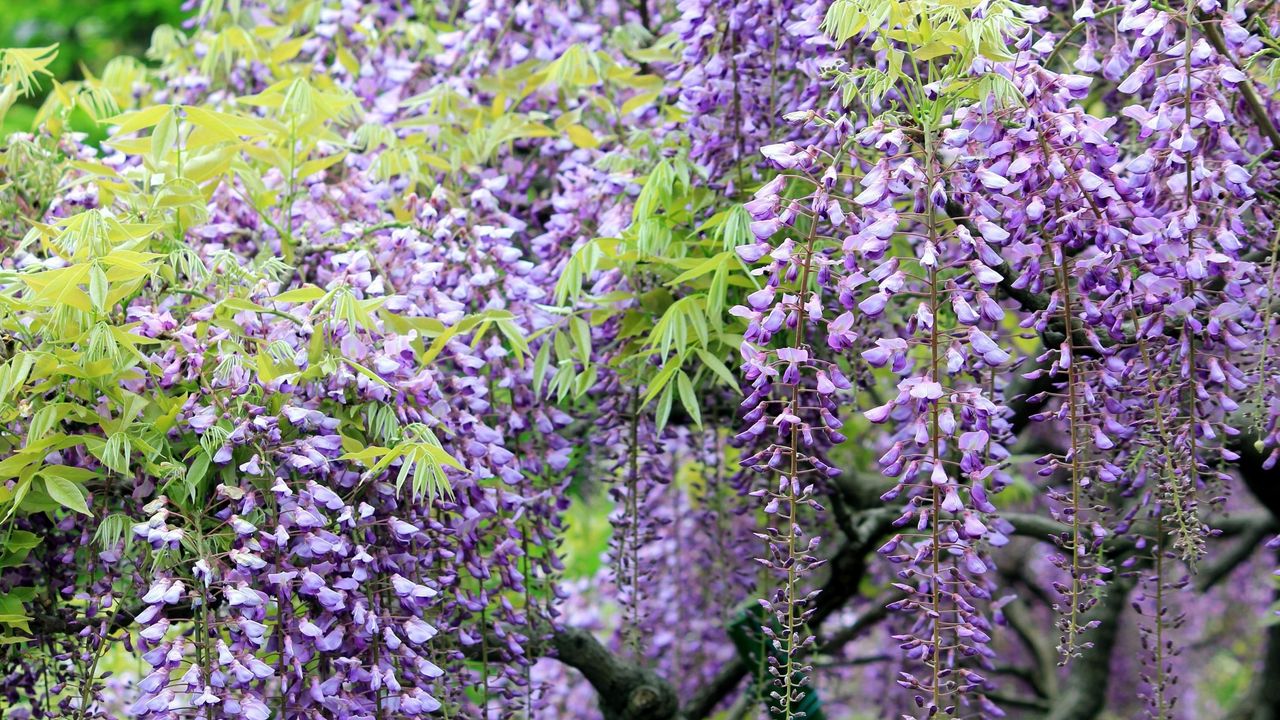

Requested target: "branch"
[
  {"left": 942, "top": 203, "right": 1050, "bottom": 316},
  {"left": 1003, "top": 509, "right": 1273, "bottom": 548},
  {"left": 458, "top": 622, "right": 681, "bottom": 719},
  {"left": 1043, "top": 573, "right": 1138, "bottom": 720},
  {"left": 1197, "top": 14, "right": 1280, "bottom": 159},
  {"left": 1005, "top": 354, "right": 1058, "bottom": 438},
  {"left": 551, "top": 627, "right": 681, "bottom": 720},
  {"left": 1196, "top": 515, "right": 1275, "bottom": 591},
  {"left": 1225, "top": 430, "right": 1280, "bottom": 720},
  {"left": 681, "top": 506, "right": 898, "bottom": 719},
  {"left": 815, "top": 588, "right": 902, "bottom": 657},
  {"left": 943, "top": 201, "right": 1094, "bottom": 354},
  {"left": 999, "top": 593, "right": 1058, "bottom": 699},
  {"left": 1232, "top": 432, "right": 1280, "bottom": 520},
  {"left": 680, "top": 495, "right": 1151, "bottom": 720},
  {"left": 1002, "top": 511, "right": 1071, "bottom": 541},
  {"left": 1229, "top": 547, "right": 1280, "bottom": 720},
  {"left": 682, "top": 660, "right": 749, "bottom": 720},
  {"left": 1010, "top": 506, "right": 1274, "bottom": 720}
]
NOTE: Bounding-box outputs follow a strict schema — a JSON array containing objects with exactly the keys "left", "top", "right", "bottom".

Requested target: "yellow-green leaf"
[
  {"left": 271, "top": 286, "right": 327, "bottom": 304},
  {"left": 565, "top": 124, "right": 599, "bottom": 149},
  {"left": 620, "top": 90, "right": 660, "bottom": 115},
  {"left": 106, "top": 104, "right": 173, "bottom": 136}
]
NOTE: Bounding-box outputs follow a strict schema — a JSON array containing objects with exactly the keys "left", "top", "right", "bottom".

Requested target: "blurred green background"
[{"left": 1, "top": 0, "right": 184, "bottom": 133}]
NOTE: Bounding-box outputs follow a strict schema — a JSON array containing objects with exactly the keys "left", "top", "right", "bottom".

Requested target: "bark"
[
  {"left": 551, "top": 627, "right": 681, "bottom": 720},
  {"left": 1043, "top": 574, "right": 1137, "bottom": 720}
]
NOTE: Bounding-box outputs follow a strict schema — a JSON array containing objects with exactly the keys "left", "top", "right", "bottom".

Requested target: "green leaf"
[
  {"left": 642, "top": 354, "right": 682, "bottom": 407},
  {"left": 667, "top": 252, "right": 730, "bottom": 287},
  {"left": 88, "top": 264, "right": 109, "bottom": 311},
  {"left": 40, "top": 465, "right": 98, "bottom": 483},
  {"left": 0, "top": 45, "right": 58, "bottom": 97},
  {"left": 532, "top": 341, "right": 552, "bottom": 392},
  {"left": 655, "top": 382, "right": 674, "bottom": 431},
  {"left": 497, "top": 319, "right": 531, "bottom": 369},
  {"left": 25, "top": 404, "right": 61, "bottom": 444},
  {"left": 296, "top": 150, "right": 349, "bottom": 180},
  {"left": 43, "top": 475, "right": 90, "bottom": 516},
  {"left": 106, "top": 103, "right": 173, "bottom": 136},
  {"left": 92, "top": 513, "right": 132, "bottom": 550},
  {"left": 570, "top": 316, "right": 593, "bottom": 362},
  {"left": 676, "top": 370, "right": 701, "bottom": 428},
  {"left": 574, "top": 363, "right": 598, "bottom": 399},
  {"left": 695, "top": 348, "right": 740, "bottom": 392},
  {"left": 187, "top": 451, "right": 211, "bottom": 490},
  {"left": 339, "top": 445, "right": 392, "bottom": 465},
  {"left": 0, "top": 531, "right": 41, "bottom": 569},
  {"left": 543, "top": 44, "right": 600, "bottom": 90},
  {"left": 24, "top": 264, "right": 93, "bottom": 313},
  {"left": 708, "top": 261, "right": 728, "bottom": 326},
  {"left": 271, "top": 285, "right": 328, "bottom": 304},
  {"left": 717, "top": 204, "right": 754, "bottom": 250},
  {"left": 550, "top": 363, "right": 575, "bottom": 402},
  {"left": 344, "top": 358, "right": 393, "bottom": 389},
  {"left": 3, "top": 531, "right": 40, "bottom": 552},
  {"left": 0, "top": 593, "right": 31, "bottom": 632},
  {"left": 342, "top": 424, "right": 463, "bottom": 502},
  {"left": 565, "top": 124, "right": 599, "bottom": 149},
  {"left": 220, "top": 297, "right": 270, "bottom": 313},
  {"left": 101, "top": 433, "right": 132, "bottom": 474}
]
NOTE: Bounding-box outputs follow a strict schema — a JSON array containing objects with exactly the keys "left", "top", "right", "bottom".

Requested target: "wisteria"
[{"left": 1, "top": 0, "right": 1279, "bottom": 718}]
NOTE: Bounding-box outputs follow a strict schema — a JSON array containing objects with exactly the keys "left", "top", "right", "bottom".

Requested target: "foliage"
[{"left": 0, "top": 0, "right": 185, "bottom": 136}]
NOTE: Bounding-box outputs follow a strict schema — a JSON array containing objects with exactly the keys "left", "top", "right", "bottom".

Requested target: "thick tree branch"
[
  {"left": 815, "top": 588, "right": 902, "bottom": 658},
  {"left": 459, "top": 623, "right": 681, "bottom": 720},
  {"left": 682, "top": 660, "right": 750, "bottom": 720},
  {"left": 1232, "top": 433, "right": 1280, "bottom": 520},
  {"left": 1227, "top": 429, "right": 1280, "bottom": 720},
  {"left": 1197, "top": 517, "right": 1276, "bottom": 592},
  {"left": 682, "top": 505, "right": 897, "bottom": 719},
  {"left": 999, "top": 592, "right": 1058, "bottom": 699},
  {"left": 942, "top": 201, "right": 1096, "bottom": 355},
  {"left": 1232, "top": 552, "right": 1280, "bottom": 720},
  {"left": 551, "top": 627, "right": 680, "bottom": 720},
  {"left": 1041, "top": 573, "right": 1138, "bottom": 720},
  {"left": 1197, "top": 14, "right": 1280, "bottom": 159}
]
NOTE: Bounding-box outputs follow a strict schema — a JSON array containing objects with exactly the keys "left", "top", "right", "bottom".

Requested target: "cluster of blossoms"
[
  {"left": 729, "top": 0, "right": 1280, "bottom": 717},
  {"left": 1, "top": 0, "right": 622, "bottom": 716},
  {"left": 850, "top": 129, "right": 1015, "bottom": 718},
  {"left": 128, "top": 484, "right": 444, "bottom": 718},
  {"left": 735, "top": 142, "right": 850, "bottom": 714}
]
